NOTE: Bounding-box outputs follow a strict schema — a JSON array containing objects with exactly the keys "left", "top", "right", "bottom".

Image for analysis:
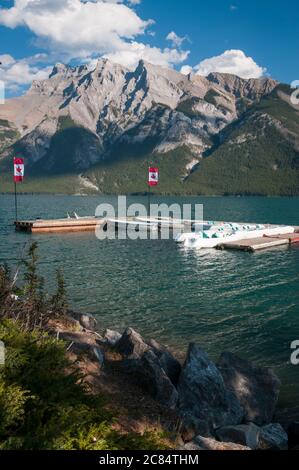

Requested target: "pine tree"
[{"left": 51, "top": 269, "right": 68, "bottom": 317}]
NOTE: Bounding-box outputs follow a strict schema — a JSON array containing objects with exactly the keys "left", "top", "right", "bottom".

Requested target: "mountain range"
[{"left": 0, "top": 59, "right": 298, "bottom": 195}]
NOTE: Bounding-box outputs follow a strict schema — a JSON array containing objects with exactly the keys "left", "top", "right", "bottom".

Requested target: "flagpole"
[
  {"left": 14, "top": 180, "right": 18, "bottom": 222},
  {"left": 147, "top": 184, "right": 151, "bottom": 218},
  {"left": 13, "top": 155, "right": 24, "bottom": 223}
]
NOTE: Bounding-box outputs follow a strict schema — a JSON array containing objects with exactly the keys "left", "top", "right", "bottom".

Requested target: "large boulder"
[
  {"left": 193, "top": 436, "right": 250, "bottom": 451},
  {"left": 216, "top": 423, "right": 261, "bottom": 449},
  {"left": 177, "top": 344, "right": 244, "bottom": 433},
  {"left": 103, "top": 329, "right": 122, "bottom": 347},
  {"left": 115, "top": 327, "right": 150, "bottom": 359},
  {"left": 147, "top": 339, "right": 181, "bottom": 385},
  {"left": 115, "top": 329, "right": 181, "bottom": 408},
  {"left": 138, "top": 350, "right": 178, "bottom": 409},
  {"left": 217, "top": 352, "right": 281, "bottom": 425},
  {"left": 258, "top": 423, "right": 288, "bottom": 450}
]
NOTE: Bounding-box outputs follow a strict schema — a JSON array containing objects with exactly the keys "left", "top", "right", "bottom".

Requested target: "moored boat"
[{"left": 176, "top": 222, "right": 295, "bottom": 249}]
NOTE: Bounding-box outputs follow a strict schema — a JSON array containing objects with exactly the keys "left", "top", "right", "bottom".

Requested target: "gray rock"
[
  {"left": 79, "top": 314, "right": 98, "bottom": 331},
  {"left": 216, "top": 423, "right": 261, "bottom": 449},
  {"left": 92, "top": 347, "right": 105, "bottom": 367},
  {"left": 139, "top": 350, "right": 178, "bottom": 409},
  {"left": 70, "top": 311, "right": 97, "bottom": 331},
  {"left": 147, "top": 339, "right": 181, "bottom": 385},
  {"left": 193, "top": 435, "right": 251, "bottom": 451},
  {"left": 103, "top": 329, "right": 122, "bottom": 347},
  {"left": 178, "top": 344, "right": 244, "bottom": 433},
  {"left": 116, "top": 327, "right": 150, "bottom": 359},
  {"left": 258, "top": 423, "right": 288, "bottom": 450},
  {"left": 217, "top": 352, "right": 281, "bottom": 425}
]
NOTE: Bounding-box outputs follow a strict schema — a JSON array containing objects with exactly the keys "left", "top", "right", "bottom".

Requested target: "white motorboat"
[
  {"left": 135, "top": 217, "right": 185, "bottom": 229},
  {"left": 107, "top": 218, "right": 159, "bottom": 232},
  {"left": 176, "top": 223, "right": 295, "bottom": 249}
]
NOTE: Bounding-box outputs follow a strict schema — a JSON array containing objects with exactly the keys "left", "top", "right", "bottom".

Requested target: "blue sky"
[
  {"left": 141, "top": 0, "right": 299, "bottom": 82},
  {"left": 0, "top": 0, "right": 298, "bottom": 96}
]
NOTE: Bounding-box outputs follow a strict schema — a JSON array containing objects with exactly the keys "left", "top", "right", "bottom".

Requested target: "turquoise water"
[{"left": 0, "top": 194, "right": 299, "bottom": 420}]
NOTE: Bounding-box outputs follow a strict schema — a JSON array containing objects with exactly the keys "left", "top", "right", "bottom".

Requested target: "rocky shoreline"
[{"left": 51, "top": 310, "right": 299, "bottom": 451}]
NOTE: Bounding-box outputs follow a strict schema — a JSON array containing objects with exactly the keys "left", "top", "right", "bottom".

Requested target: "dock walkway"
[
  {"left": 15, "top": 218, "right": 106, "bottom": 233},
  {"left": 217, "top": 233, "right": 299, "bottom": 252}
]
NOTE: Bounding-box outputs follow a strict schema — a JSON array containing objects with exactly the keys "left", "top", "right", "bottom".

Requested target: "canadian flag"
[
  {"left": 148, "top": 167, "right": 159, "bottom": 187},
  {"left": 14, "top": 157, "right": 24, "bottom": 182}
]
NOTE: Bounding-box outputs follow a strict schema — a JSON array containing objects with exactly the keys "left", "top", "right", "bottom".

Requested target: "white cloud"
[
  {"left": 193, "top": 49, "right": 266, "bottom": 79},
  {"left": 180, "top": 65, "right": 193, "bottom": 76},
  {"left": 166, "top": 31, "right": 186, "bottom": 48},
  {"left": 0, "top": 54, "right": 51, "bottom": 92},
  {"left": 105, "top": 42, "right": 189, "bottom": 69},
  {"left": 0, "top": 0, "right": 188, "bottom": 73},
  {"left": 0, "top": 0, "right": 149, "bottom": 55}
]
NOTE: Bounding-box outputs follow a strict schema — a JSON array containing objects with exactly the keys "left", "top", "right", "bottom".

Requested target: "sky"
[{"left": 0, "top": 0, "right": 298, "bottom": 96}]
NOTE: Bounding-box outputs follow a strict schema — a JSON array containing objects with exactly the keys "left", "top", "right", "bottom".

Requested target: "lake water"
[{"left": 0, "top": 194, "right": 299, "bottom": 421}]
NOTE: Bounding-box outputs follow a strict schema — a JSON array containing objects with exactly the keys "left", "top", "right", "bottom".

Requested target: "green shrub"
[{"left": 0, "top": 316, "right": 171, "bottom": 450}]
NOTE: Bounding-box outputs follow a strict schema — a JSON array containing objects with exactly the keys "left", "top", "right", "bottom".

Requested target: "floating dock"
[
  {"left": 265, "top": 233, "right": 299, "bottom": 243},
  {"left": 14, "top": 217, "right": 299, "bottom": 253},
  {"left": 217, "top": 236, "right": 292, "bottom": 252},
  {"left": 15, "top": 218, "right": 106, "bottom": 234},
  {"left": 217, "top": 232, "right": 299, "bottom": 252}
]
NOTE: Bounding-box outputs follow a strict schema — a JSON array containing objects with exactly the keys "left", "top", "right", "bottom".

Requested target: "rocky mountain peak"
[
  {"left": 0, "top": 58, "right": 286, "bottom": 183},
  {"left": 206, "top": 72, "right": 278, "bottom": 100},
  {"left": 93, "top": 57, "right": 128, "bottom": 76},
  {"left": 49, "top": 62, "right": 70, "bottom": 78}
]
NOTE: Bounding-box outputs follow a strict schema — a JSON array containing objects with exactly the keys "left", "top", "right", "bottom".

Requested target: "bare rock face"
[
  {"left": 258, "top": 423, "right": 288, "bottom": 450},
  {"left": 217, "top": 352, "right": 281, "bottom": 426},
  {"left": 177, "top": 344, "right": 244, "bottom": 433},
  {"left": 216, "top": 423, "right": 261, "bottom": 450},
  {"left": 115, "top": 327, "right": 150, "bottom": 359}
]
